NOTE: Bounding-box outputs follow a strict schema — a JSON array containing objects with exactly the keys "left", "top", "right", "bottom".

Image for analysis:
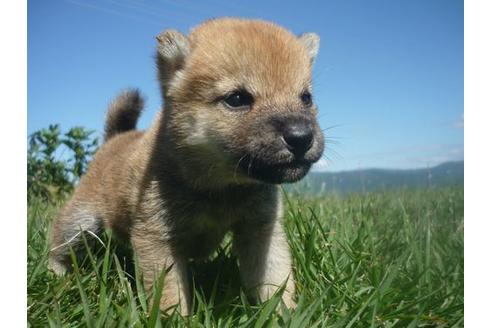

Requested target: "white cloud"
[
  {"left": 405, "top": 146, "right": 464, "bottom": 167},
  {"left": 319, "top": 143, "right": 464, "bottom": 172}
]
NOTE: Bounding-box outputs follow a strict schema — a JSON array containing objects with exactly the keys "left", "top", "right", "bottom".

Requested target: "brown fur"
[{"left": 49, "top": 18, "right": 324, "bottom": 315}]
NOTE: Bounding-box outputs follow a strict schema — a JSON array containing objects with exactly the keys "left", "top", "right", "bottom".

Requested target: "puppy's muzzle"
[{"left": 235, "top": 113, "right": 323, "bottom": 184}]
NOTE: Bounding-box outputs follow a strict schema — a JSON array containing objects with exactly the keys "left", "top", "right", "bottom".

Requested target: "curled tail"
[{"left": 104, "top": 89, "right": 145, "bottom": 141}]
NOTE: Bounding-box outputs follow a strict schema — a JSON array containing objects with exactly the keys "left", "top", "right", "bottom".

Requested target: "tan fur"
[{"left": 49, "top": 18, "right": 324, "bottom": 315}]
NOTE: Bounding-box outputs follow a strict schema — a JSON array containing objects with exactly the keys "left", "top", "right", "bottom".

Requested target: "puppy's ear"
[
  {"left": 156, "top": 29, "right": 190, "bottom": 96},
  {"left": 298, "top": 33, "right": 320, "bottom": 63}
]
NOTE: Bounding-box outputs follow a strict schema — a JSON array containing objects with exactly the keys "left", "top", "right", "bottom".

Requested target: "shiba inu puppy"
[{"left": 48, "top": 18, "right": 324, "bottom": 315}]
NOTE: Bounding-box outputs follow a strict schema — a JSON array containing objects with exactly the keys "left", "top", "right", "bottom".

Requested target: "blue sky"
[{"left": 28, "top": 0, "right": 463, "bottom": 171}]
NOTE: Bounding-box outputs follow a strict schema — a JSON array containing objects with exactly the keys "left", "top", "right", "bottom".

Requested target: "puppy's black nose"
[{"left": 282, "top": 122, "right": 314, "bottom": 155}]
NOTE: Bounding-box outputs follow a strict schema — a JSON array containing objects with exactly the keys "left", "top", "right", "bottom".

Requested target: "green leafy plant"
[
  {"left": 27, "top": 124, "right": 99, "bottom": 202},
  {"left": 63, "top": 127, "right": 100, "bottom": 179}
]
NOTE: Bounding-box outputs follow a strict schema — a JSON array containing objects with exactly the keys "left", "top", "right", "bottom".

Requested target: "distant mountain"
[{"left": 288, "top": 161, "right": 464, "bottom": 195}]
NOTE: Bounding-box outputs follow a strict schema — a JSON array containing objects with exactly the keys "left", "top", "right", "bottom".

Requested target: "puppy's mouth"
[{"left": 238, "top": 156, "right": 313, "bottom": 184}]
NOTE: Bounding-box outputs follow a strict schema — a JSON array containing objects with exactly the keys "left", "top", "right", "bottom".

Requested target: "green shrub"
[{"left": 27, "top": 124, "right": 99, "bottom": 202}]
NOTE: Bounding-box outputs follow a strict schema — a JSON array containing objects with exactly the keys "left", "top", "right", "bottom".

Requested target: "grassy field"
[{"left": 27, "top": 187, "right": 463, "bottom": 327}]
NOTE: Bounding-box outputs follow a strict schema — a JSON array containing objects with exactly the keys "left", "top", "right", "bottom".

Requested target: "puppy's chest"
[
  {"left": 168, "top": 199, "right": 243, "bottom": 259},
  {"left": 155, "top": 183, "right": 278, "bottom": 259},
  {"left": 167, "top": 186, "right": 270, "bottom": 230}
]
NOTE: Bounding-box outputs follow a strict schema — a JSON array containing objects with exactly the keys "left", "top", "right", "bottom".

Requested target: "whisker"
[
  {"left": 233, "top": 154, "right": 248, "bottom": 183},
  {"left": 323, "top": 135, "right": 345, "bottom": 140},
  {"left": 247, "top": 153, "right": 256, "bottom": 177},
  {"left": 323, "top": 147, "right": 344, "bottom": 162},
  {"left": 321, "top": 128, "right": 346, "bottom": 141},
  {"left": 324, "top": 139, "right": 341, "bottom": 146},
  {"left": 321, "top": 124, "right": 345, "bottom": 132}
]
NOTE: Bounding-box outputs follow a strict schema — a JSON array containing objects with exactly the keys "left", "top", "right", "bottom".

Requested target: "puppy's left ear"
[
  {"left": 299, "top": 33, "right": 320, "bottom": 63},
  {"left": 156, "top": 29, "right": 190, "bottom": 96}
]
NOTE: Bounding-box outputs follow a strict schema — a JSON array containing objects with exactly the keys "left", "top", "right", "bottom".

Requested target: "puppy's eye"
[
  {"left": 301, "top": 91, "right": 312, "bottom": 107},
  {"left": 223, "top": 90, "right": 253, "bottom": 109}
]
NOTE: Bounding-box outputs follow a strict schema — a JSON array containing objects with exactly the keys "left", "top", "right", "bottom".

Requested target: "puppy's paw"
[
  {"left": 48, "top": 257, "right": 69, "bottom": 276},
  {"left": 283, "top": 298, "right": 297, "bottom": 310}
]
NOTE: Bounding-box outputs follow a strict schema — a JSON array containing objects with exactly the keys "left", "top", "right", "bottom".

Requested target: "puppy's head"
[{"left": 156, "top": 18, "right": 324, "bottom": 186}]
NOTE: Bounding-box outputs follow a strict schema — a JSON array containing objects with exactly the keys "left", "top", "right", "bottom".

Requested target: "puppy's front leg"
[
  {"left": 233, "top": 218, "right": 296, "bottom": 309},
  {"left": 131, "top": 226, "right": 190, "bottom": 316}
]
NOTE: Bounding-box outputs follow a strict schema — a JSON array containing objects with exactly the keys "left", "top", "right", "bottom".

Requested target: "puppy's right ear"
[
  {"left": 156, "top": 29, "right": 190, "bottom": 96},
  {"left": 298, "top": 33, "right": 320, "bottom": 64}
]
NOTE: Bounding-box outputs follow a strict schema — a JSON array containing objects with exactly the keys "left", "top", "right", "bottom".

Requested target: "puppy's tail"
[{"left": 104, "top": 89, "right": 144, "bottom": 142}]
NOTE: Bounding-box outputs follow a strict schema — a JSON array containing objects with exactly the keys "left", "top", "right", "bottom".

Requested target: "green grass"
[{"left": 27, "top": 187, "right": 463, "bottom": 327}]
